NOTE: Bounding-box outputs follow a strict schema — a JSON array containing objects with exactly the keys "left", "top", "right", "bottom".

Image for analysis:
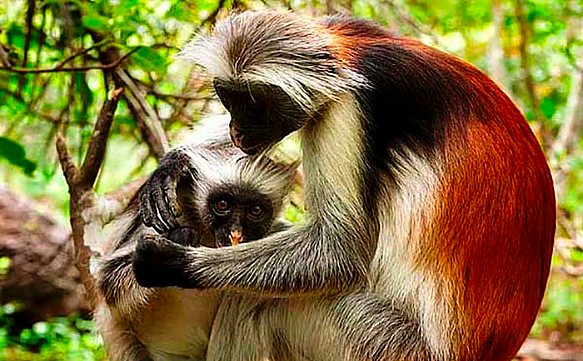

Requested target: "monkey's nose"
[
  {"left": 230, "top": 127, "right": 245, "bottom": 148},
  {"left": 229, "top": 229, "right": 243, "bottom": 246}
]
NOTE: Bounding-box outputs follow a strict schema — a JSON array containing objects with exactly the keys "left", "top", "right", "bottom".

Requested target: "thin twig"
[
  {"left": 55, "top": 134, "right": 79, "bottom": 186},
  {"left": 0, "top": 47, "right": 141, "bottom": 74},
  {"left": 55, "top": 40, "right": 110, "bottom": 70},
  {"left": 19, "top": 0, "right": 36, "bottom": 92},
  {"left": 88, "top": 32, "right": 169, "bottom": 159},
  {"left": 114, "top": 68, "right": 169, "bottom": 158},
  {"left": 150, "top": 90, "right": 209, "bottom": 101}
]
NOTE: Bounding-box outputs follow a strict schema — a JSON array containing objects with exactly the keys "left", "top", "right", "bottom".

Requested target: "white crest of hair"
[
  {"left": 174, "top": 113, "right": 233, "bottom": 149},
  {"left": 240, "top": 154, "right": 294, "bottom": 203},
  {"left": 178, "top": 11, "right": 368, "bottom": 112},
  {"left": 369, "top": 149, "right": 451, "bottom": 359},
  {"left": 179, "top": 142, "right": 292, "bottom": 216}
]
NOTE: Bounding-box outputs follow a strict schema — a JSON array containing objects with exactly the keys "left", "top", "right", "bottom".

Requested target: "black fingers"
[
  {"left": 139, "top": 149, "right": 198, "bottom": 234},
  {"left": 132, "top": 235, "right": 201, "bottom": 289},
  {"left": 139, "top": 171, "right": 178, "bottom": 234}
]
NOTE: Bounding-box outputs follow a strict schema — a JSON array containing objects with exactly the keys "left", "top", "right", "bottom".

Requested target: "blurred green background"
[{"left": 0, "top": 0, "right": 581, "bottom": 360}]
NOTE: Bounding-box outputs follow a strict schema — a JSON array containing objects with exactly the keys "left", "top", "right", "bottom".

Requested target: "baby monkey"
[{"left": 94, "top": 117, "right": 297, "bottom": 361}]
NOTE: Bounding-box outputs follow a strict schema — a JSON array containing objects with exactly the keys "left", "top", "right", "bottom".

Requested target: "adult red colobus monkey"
[{"left": 133, "top": 11, "right": 556, "bottom": 361}]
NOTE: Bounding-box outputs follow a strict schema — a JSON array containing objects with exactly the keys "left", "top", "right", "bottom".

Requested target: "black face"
[
  {"left": 214, "top": 80, "right": 311, "bottom": 154},
  {"left": 206, "top": 185, "right": 275, "bottom": 247}
]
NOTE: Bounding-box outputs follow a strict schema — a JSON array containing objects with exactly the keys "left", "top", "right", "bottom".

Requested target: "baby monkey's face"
[{"left": 206, "top": 187, "right": 275, "bottom": 248}]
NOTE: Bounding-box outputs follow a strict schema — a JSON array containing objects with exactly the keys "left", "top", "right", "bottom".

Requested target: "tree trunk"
[{"left": 0, "top": 186, "right": 87, "bottom": 328}]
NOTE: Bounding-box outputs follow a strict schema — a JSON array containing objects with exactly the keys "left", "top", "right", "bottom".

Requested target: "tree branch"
[
  {"left": 56, "top": 87, "right": 124, "bottom": 308},
  {"left": 55, "top": 40, "right": 110, "bottom": 70},
  {"left": 0, "top": 47, "right": 140, "bottom": 74},
  {"left": 89, "top": 32, "right": 169, "bottom": 159},
  {"left": 55, "top": 134, "right": 79, "bottom": 186},
  {"left": 80, "top": 87, "right": 124, "bottom": 187},
  {"left": 114, "top": 68, "right": 169, "bottom": 158}
]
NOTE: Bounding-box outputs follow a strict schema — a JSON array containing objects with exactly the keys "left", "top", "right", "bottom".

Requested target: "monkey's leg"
[
  {"left": 206, "top": 295, "right": 269, "bottom": 361},
  {"left": 98, "top": 242, "right": 154, "bottom": 312},
  {"left": 328, "top": 292, "right": 434, "bottom": 361},
  {"left": 95, "top": 241, "right": 157, "bottom": 361},
  {"left": 207, "top": 295, "right": 341, "bottom": 361},
  {"left": 96, "top": 242, "right": 154, "bottom": 314},
  {"left": 94, "top": 303, "right": 154, "bottom": 361},
  {"left": 208, "top": 292, "right": 433, "bottom": 361}
]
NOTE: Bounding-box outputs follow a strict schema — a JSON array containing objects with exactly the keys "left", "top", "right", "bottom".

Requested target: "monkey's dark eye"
[
  {"left": 247, "top": 205, "right": 266, "bottom": 221},
  {"left": 213, "top": 200, "right": 231, "bottom": 216}
]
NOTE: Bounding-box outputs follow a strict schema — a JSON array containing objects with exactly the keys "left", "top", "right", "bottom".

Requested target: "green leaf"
[
  {"left": 114, "top": 0, "right": 139, "bottom": 15},
  {"left": 6, "top": 24, "right": 25, "bottom": 48},
  {"left": 540, "top": 97, "right": 557, "bottom": 119},
  {"left": 197, "top": 0, "right": 221, "bottom": 13},
  {"left": 168, "top": 2, "right": 192, "bottom": 21},
  {"left": 132, "top": 47, "right": 167, "bottom": 74},
  {"left": 82, "top": 14, "right": 111, "bottom": 31},
  {"left": 0, "top": 137, "right": 37, "bottom": 176},
  {"left": 0, "top": 257, "right": 11, "bottom": 275}
]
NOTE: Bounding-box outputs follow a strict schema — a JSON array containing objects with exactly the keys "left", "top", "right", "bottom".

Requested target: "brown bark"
[
  {"left": 56, "top": 87, "right": 124, "bottom": 308},
  {"left": 0, "top": 187, "right": 87, "bottom": 327}
]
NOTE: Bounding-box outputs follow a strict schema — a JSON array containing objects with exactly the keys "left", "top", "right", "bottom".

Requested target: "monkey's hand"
[
  {"left": 132, "top": 235, "right": 198, "bottom": 289},
  {"left": 139, "top": 149, "right": 197, "bottom": 234},
  {"left": 167, "top": 227, "right": 201, "bottom": 247}
]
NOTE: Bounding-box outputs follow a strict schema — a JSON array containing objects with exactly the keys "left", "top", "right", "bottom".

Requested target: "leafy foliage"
[
  {"left": 0, "top": 305, "right": 104, "bottom": 361},
  {"left": 0, "top": 137, "right": 36, "bottom": 176}
]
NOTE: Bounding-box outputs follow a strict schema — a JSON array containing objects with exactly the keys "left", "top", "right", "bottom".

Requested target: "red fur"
[
  {"left": 427, "top": 54, "right": 555, "bottom": 360},
  {"left": 329, "top": 23, "right": 556, "bottom": 360}
]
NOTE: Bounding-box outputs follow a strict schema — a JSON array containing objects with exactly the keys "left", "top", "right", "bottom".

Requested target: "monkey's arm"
[
  {"left": 97, "top": 241, "right": 154, "bottom": 315},
  {"left": 133, "top": 218, "right": 371, "bottom": 295}
]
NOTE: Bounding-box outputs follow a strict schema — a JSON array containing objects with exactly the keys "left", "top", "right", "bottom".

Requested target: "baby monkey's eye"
[
  {"left": 213, "top": 200, "right": 231, "bottom": 216},
  {"left": 248, "top": 205, "right": 265, "bottom": 221}
]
